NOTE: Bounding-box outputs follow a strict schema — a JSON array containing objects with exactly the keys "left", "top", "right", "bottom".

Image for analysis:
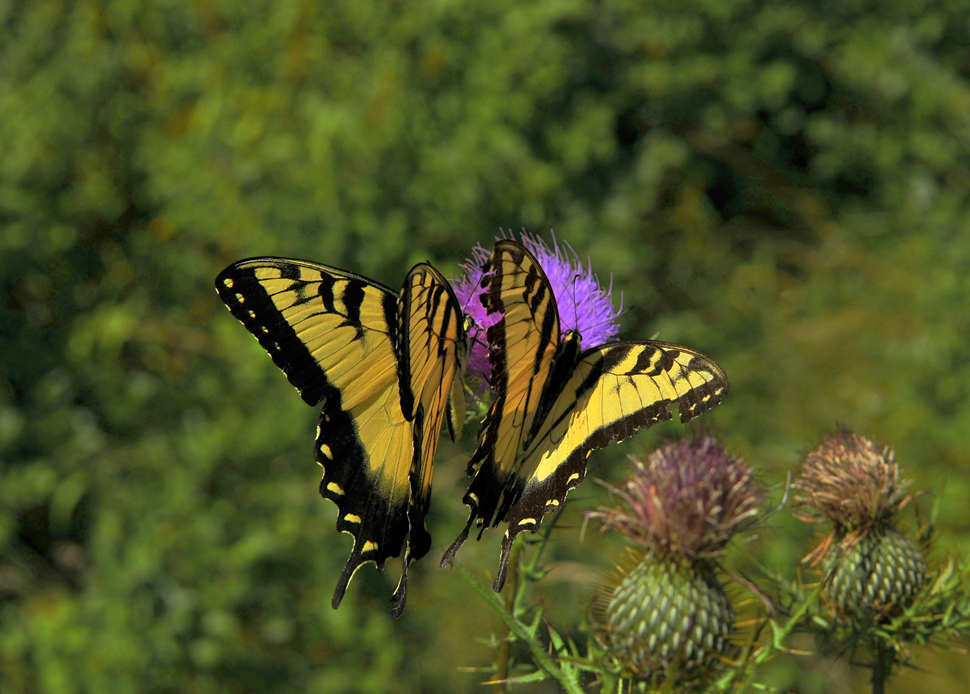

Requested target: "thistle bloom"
[
  {"left": 793, "top": 429, "right": 909, "bottom": 531},
  {"left": 587, "top": 436, "right": 762, "bottom": 686},
  {"left": 793, "top": 429, "right": 926, "bottom": 621},
  {"left": 591, "top": 436, "right": 762, "bottom": 559},
  {"left": 452, "top": 232, "right": 621, "bottom": 378}
]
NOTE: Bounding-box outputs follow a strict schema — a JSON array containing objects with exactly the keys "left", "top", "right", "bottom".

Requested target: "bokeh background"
[{"left": 3, "top": 1, "right": 970, "bottom": 692}]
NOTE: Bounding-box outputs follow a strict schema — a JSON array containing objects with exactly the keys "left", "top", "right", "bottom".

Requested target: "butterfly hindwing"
[
  {"left": 495, "top": 339, "right": 729, "bottom": 587},
  {"left": 395, "top": 266, "right": 470, "bottom": 581},
  {"left": 216, "top": 257, "right": 467, "bottom": 616},
  {"left": 443, "top": 240, "right": 729, "bottom": 591}
]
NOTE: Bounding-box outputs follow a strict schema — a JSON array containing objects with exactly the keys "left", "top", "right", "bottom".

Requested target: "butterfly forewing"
[
  {"left": 439, "top": 242, "right": 565, "bottom": 568},
  {"left": 487, "top": 242, "right": 562, "bottom": 457}
]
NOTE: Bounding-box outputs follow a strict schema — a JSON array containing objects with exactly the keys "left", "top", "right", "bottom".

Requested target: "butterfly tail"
[
  {"left": 331, "top": 543, "right": 368, "bottom": 610},
  {"left": 440, "top": 521, "right": 472, "bottom": 569},
  {"left": 390, "top": 546, "right": 410, "bottom": 618},
  {"left": 492, "top": 531, "right": 516, "bottom": 592}
]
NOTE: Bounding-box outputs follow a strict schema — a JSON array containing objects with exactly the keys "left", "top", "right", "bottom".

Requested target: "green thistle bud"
[
  {"left": 605, "top": 554, "right": 734, "bottom": 684},
  {"left": 588, "top": 435, "right": 762, "bottom": 685},
  {"left": 825, "top": 525, "right": 928, "bottom": 620},
  {"left": 794, "top": 429, "right": 927, "bottom": 621}
]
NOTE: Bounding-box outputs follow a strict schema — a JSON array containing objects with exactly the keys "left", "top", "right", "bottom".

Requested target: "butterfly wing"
[
  {"left": 215, "top": 258, "right": 416, "bottom": 610},
  {"left": 391, "top": 263, "right": 469, "bottom": 613},
  {"left": 441, "top": 240, "right": 562, "bottom": 565},
  {"left": 491, "top": 339, "right": 729, "bottom": 589}
]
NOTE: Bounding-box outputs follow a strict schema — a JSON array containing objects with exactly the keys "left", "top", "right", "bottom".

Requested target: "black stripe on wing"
[
  {"left": 489, "top": 340, "right": 729, "bottom": 590},
  {"left": 214, "top": 259, "right": 399, "bottom": 407}
]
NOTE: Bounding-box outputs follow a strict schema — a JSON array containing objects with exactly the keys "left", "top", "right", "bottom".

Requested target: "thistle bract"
[
  {"left": 824, "top": 525, "right": 927, "bottom": 620},
  {"left": 605, "top": 554, "right": 735, "bottom": 686}
]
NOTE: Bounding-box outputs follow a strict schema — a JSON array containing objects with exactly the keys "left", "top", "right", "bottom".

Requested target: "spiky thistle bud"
[
  {"left": 793, "top": 430, "right": 927, "bottom": 621},
  {"left": 588, "top": 436, "right": 762, "bottom": 686}
]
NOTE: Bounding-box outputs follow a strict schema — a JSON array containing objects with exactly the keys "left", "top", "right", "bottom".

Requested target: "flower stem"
[
  {"left": 871, "top": 640, "right": 889, "bottom": 694},
  {"left": 455, "top": 562, "right": 585, "bottom": 694},
  {"left": 494, "top": 543, "right": 519, "bottom": 691},
  {"left": 714, "top": 582, "right": 826, "bottom": 691}
]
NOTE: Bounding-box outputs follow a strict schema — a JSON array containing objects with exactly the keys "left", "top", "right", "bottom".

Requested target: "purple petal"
[{"left": 452, "top": 232, "right": 622, "bottom": 380}]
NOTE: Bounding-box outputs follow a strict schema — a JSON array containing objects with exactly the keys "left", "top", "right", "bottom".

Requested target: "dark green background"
[{"left": 3, "top": 1, "right": 969, "bottom": 692}]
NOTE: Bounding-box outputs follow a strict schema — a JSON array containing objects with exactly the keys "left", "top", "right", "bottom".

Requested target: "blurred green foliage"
[{"left": 3, "top": 0, "right": 970, "bottom": 691}]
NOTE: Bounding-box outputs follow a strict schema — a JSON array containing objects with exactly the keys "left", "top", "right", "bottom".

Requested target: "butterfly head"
[{"left": 561, "top": 329, "right": 582, "bottom": 348}]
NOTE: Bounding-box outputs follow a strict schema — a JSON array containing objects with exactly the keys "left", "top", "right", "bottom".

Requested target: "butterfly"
[
  {"left": 441, "top": 239, "right": 729, "bottom": 590},
  {"left": 215, "top": 257, "right": 469, "bottom": 616}
]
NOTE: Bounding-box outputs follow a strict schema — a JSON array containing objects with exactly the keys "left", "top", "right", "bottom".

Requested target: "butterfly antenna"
[
  {"left": 567, "top": 268, "right": 582, "bottom": 332},
  {"left": 578, "top": 274, "right": 628, "bottom": 342},
  {"left": 469, "top": 328, "right": 488, "bottom": 356}
]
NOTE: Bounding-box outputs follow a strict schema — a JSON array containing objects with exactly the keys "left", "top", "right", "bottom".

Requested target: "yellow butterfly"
[
  {"left": 216, "top": 258, "right": 469, "bottom": 615},
  {"left": 443, "top": 240, "right": 729, "bottom": 590}
]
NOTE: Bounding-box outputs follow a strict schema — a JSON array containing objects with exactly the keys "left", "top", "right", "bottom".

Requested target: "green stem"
[
  {"left": 871, "top": 640, "right": 889, "bottom": 694},
  {"left": 495, "top": 544, "right": 519, "bottom": 692},
  {"left": 510, "top": 512, "right": 559, "bottom": 617},
  {"left": 715, "top": 582, "right": 827, "bottom": 691},
  {"left": 456, "top": 562, "right": 585, "bottom": 694}
]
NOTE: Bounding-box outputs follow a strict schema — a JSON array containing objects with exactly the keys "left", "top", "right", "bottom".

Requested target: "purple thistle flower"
[
  {"left": 521, "top": 233, "right": 622, "bottom": 344},
  {"left": 792, "top": 429, "right": 910, "bottom": 531},
  {"left": 452, "top": 232, "right": 622, "bottom": 378},
  {"left": 589, "top": 435, "right": 762, "bottom": 559},
  {"left": 588, "top": 435, "right": 759, "bottom": 685},
  {"left": 792, "top": 429, "right": 928, "bottom": 622},
  {"left": 450, "top": 244, "right": 500, "bottom": 377}
]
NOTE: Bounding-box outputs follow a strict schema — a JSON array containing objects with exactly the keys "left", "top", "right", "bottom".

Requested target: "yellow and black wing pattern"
[
  {"left": 395, "top": 265, "right": 471, "bottom": 574},
  {"left": 215, "top": 258, "right": 468, "bottom": 616},
  {"left": 442, "top": 240, "right": 729, "bottom": 591}
]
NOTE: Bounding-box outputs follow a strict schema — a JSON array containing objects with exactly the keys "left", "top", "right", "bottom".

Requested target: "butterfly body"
[
  {"left": 443, "top": 241, "right": 729, "bottom": 591},
  {"left": 216, "top": 258, "right": 468, "bottom": 616}
]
